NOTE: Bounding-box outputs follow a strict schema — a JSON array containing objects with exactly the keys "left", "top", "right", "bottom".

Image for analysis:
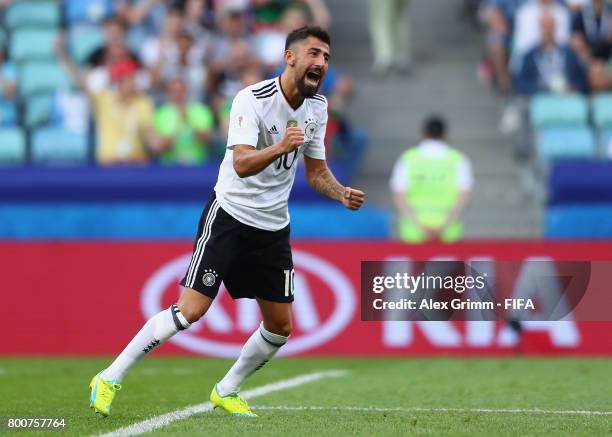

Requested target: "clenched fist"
[
  {"left": 342, "top": 186, "right": 365, "bottom": 211},
  {"left": 277, "top": 127, "right": 304, "bottom": 154}
]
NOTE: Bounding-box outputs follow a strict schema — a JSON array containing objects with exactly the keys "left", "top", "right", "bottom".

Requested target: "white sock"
[
  {"left": 101, "top": 305, "right": 190, "bottom": 383},
  {"left": 217, "top": 322, "right": 288, "bottom": 396}
]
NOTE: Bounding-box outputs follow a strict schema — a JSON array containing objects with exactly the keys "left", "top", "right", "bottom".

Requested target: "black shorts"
[{"left": 180, "top": 192, "right": 294, "bottom": 303}]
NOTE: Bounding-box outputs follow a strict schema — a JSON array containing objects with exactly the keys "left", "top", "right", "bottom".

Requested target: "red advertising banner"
[{"left": 2, "top": 241, "right": 612, "bottom": 356}]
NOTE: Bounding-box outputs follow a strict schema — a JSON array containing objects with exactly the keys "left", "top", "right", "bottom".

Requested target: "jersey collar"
[{"left": 277, "top": 75, "right": 305, "bottom": 113}]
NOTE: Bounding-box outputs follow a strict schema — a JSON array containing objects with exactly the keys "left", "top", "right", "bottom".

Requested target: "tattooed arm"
[{"left": 304, "top": 156, "right": 365, "bottom": 210}]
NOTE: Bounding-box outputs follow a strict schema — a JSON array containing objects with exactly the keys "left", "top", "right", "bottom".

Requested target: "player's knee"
[
  {"left": 265, "top": 320, "right": 292, "bottom": 338},
  {"left": 177, "top": 288, "right": 214, "bottom": 324},
  {"left": 176, "top": 303, "right": 204, "bottom": 324}
]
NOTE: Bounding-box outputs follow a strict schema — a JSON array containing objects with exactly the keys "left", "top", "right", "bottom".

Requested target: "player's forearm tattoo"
[{"left": 308, "top": 167, "right": 345, "bottom": 201}]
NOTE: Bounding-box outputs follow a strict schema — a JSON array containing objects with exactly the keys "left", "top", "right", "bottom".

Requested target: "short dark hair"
[
  {"left": 423, "top": 115, "right": 447, "bottom": 139},
  {"left": 285, "top": 26, "right": 331, "bottom": 51}
]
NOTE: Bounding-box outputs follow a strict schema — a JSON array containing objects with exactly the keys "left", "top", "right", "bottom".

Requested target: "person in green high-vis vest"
[
  {"left": 154, "top": 77, "right": 215, "bottom": 165},
  {"left": 390, "top": 115, "right": 473, "bottom": 243}
]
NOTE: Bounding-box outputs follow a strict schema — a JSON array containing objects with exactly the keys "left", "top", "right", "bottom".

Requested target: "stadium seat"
[
  {"left": 64, "top": 0, "right": 115, "bottom": 26},
  {"left": 19, "top": 62, "right": 71, "bottom": 97},
  {"left": 0, "top": 128, "right": 26, "bottom": 164},
  {"left": 546, "top": 204, "right": 612, "bottom": 238},
  {"left": 31, "top": 127, "right": 88, "bottom": 164},
  {"left": 0, "top": 99, "right": 17, "bottom": 126},
  {"left": 25, "top": 94, "right": 55, "bottom": 128},
  {"left": 10, "top": 28, "right": 57, "bottom": 62},
  {"left": 598, "top": 128, "right": 612, "bottom": 158},
  {"left": 537, "top": 127, "right": 596, "bottom": 161},
  {"left": 592, "top": 93, "right": 612, "bottom": 129},
  {"left": 69, "top": 27, "right": 104, "bottom": 64},
  {"left": 4, "top": 1, "right": 60, "bottom": 29},
  {"left": 530, "top": 94, "right": 589, "bottom": 128},
  {"left": 549, "top": 160, "right": 612, "bottom": 205}
]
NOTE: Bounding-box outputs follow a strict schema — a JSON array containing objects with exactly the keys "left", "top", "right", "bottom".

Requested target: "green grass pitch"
[{"left": 1, "top": 357, "right": 610, "bottom": 436}]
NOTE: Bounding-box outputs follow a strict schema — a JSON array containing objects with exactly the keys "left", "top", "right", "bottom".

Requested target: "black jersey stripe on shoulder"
[
  {"left": 310, "top": 94, "right": 326, "bottom": 103},
  {"left": 252, "top": 81, "right": 276, "bottom": 95},
  {"left": 254, "top": 89, "right": 278, "bottom": 99}
]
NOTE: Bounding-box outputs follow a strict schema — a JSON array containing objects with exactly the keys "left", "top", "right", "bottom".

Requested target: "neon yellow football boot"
[
  {"left": 89, "top": 372, "right": 121, "bottom": 417},
  {"left": 210, "top": 385, "right": 257, "bottom": 417}
]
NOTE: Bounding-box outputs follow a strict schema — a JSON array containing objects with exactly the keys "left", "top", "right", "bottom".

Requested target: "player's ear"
[{"left": 285, "top": 48, "right": 296, "bottom": 67}]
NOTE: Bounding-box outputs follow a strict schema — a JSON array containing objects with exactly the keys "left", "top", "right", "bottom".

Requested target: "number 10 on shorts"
[{"left": 284, "top": 269, "right": 295, "bottom": 297}]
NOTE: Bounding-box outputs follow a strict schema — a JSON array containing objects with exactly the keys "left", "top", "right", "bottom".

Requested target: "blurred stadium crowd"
[
  {"left": 476, "top": 0, "right": 612, "bottom": 238},
  {"left": 0, "top": 0, "right": 364, "bottom": 172},
  {"left": 479, "top": 0, "right": 612, "bottom": 161}
]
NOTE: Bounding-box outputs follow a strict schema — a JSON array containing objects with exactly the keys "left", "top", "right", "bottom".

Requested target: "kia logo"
[{"left": 141, "top": 249, "right": 356, "bottom": 357}]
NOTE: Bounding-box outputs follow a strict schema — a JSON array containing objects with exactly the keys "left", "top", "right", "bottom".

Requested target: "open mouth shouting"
[{"left": 304, "top": 68, "right": 323, "bottom": 91}]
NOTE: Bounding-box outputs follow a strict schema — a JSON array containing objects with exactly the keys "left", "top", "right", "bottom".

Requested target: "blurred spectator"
[
  {"left": 252, "top": 0, "right": 292, "bottom": 28},
  {"left": 86, "top": 16, "right": 140, "bottom": 68},
  {"left": 513, "top": 0, "right": 571, "bottom": 57},
  {"left": 57, "top": 39, "right": 161, "bottom": 165},
  {"left": 368, "top": 0, "right": 411, "bottom": 74},
  {"left": 65, "top": 0, "right": 116, "bottom": 26},
  {"left": 219, "top": 65, "right": 264, "bottom": 144},
  {"left": 116, "top": 0, "right": 170, "bottom": 50},
  {"left": 250, "top": 0, "right": 330, "bottom": 30},
  {"left": 516, "top": 11, "right": 588, "bottom": 96},
  {"left": 141, "top": 7, "right": 184, "bottom": 92},
  {"left": 253, "top": 1, "right": 331, "bottom": 70},
  {"left": 254, "top": 4, "right": 310, "bottom": 72},
  {"left": 484, "top": 0, "right": 527, "bottom": 94},
  {"left": 0, "top": 45, "right": 16, "bottom": 101},
  {"left": 51, "top": 90, "right": 90, "bottom": 134},
  {"left": 302, "top": 0, "right": 332, "bottom": 29},
  {"left": 183, "top": 0, "right": 213, "bottom": 44},
  {"left": 207, "top": 7, "right": 260, "bottom": 109},
  {"left": 571, "top": 0, "right": 612, "bottom": 63},
  {"left": 390, "top": 115, "right": 473, "bottom": 243},
  {"left": 0, "top": 45, "right": 16, "bottom": 126},
  {"left": 566, "top": 0, "right": 590, "bottom": 13},
  {"left": 157, "top": 29, "right": 207, "bottom": 102},
  {"left": 154, "top": 76, "right": 215, "bottom": 165},
  {"left": 498, "top": 0, "right": 572, "bottom": 134},
  {"left": 85, "top": 16, "right": 142, "bottom": 92}
]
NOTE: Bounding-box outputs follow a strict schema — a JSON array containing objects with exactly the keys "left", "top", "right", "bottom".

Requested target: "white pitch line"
[
  {"left": 95, "top": 370, "right": 347, "bottom": 437},
  {"left": 252, "top": 405, "right": 612, "bottom": 416}
]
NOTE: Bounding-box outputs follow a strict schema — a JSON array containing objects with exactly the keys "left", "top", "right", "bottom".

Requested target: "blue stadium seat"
[
  {"left": 5, "top": 1, "right": 60, "bottom": 29},
  {"left": 546, "top": 204, "right": 612, "bottom": 238},
  {"left": 599, "top": 128, "right": 612, "bottom": 158},
  {"left": 24, "top": 94, "right": 55, "bottom": 128},
  {"left": 537, "top": 127, "right": 596, "bottom": 161},
  {"left": 549, "top": 160, "right": 612, "bottom": 205},
  {"left": 0, "top": 99, "right": 17, "bottom": 126},
  {"left": 592, "top": 93, "right": 612, "bottom": 129},
  {"left": 69, "top": 27, "right": 104, "bottom": 64},
  {"left": 31, "top": 127, "right": 88, "bottom": 164},
  {"left": 10, "top": 28, "right": 57, "bottom": 62},
  {"left": 530, "top": 94, "right": 589, "bottom": 128},
  {"left": 64, "top": 0, "right": 115, "bottom": 26},
  {"left": 19, "top": 62, "right": 71, "bottom": 97},
  {"left": 0, "top": 128, "right": 26, "bottom": 164}
]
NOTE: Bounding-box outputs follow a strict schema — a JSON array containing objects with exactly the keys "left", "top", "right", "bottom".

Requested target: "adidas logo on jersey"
[{"left": 268, "top": 125, "right": 279, "bottom": 134}]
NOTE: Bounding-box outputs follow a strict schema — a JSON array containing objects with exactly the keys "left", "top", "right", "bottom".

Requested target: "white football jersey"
[{"left": 214, "top": 76, "right": 328, "bottom": 231}]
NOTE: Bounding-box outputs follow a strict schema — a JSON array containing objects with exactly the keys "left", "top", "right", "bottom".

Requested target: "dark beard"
[{"left": 296, "top": 74, "right": 320, "bottom": 98}]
